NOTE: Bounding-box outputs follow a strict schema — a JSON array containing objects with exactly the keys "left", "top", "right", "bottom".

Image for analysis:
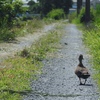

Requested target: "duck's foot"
[
  {"left": 80, "top": 83, "right": 86, "bottom": 85},
  {"left": 80, "top": 82, "right": 84, "bottom": 85},
  {"left": 80, "top": 83, "right": 82, "bottom": 85}
]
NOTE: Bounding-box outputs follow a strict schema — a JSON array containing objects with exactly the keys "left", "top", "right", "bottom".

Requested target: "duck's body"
[{"left": 75, "top": 54, "right": 90, "bottom": 85}]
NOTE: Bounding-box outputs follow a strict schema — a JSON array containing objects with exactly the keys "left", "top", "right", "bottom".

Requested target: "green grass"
[
  {"left": 0, "top": 22, "right": 64, "bottom": 100},
  {"left": 0, "top": 19, "right": 44, "bottom": 42},
  {"left": 83, "top": 24, "right": 100, "bottom": 90}
]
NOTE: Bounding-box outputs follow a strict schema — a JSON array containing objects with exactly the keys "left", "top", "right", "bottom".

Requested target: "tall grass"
[
  {"left": 0, "top": 19, "right": 43, "bottom": 42},
  {"left": 0, "top": 23, "right": 64, "bottom": 100},
  {"left": 47, "top": 9, "right": 65, "bottom": 20},
  {"left": 70, "top": 3, "right": 100, "bottom": 91},
  {"left": 83, "top": 22, "right": 100, "bottom": 89}
]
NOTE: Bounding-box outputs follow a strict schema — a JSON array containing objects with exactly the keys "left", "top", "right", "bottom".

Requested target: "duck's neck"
[{"left": 79, "top": 60, "right": 84, "bottom": 67}]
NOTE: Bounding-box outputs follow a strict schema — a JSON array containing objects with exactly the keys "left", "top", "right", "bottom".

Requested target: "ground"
[
  {"left": 23, "top": 24, "right": 99, "bottom": 100},
  {"left": 0, "top": 23, "right": 99, "bottom": 100},
  {"left": 0, "top": 23, "right": 55, "bottom": 63}
]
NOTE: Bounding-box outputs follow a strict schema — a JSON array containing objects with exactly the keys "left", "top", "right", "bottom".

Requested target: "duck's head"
[{"left": 78, "top": 54, "right": 84, "bottom": 61}]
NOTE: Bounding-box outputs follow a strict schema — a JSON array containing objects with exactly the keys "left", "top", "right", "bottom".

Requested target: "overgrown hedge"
[{"left": 47, "top": 9, "right": 65, "bottom": 20}]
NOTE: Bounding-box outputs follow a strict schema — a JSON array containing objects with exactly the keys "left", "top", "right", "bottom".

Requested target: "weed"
[
  {"left": 83, "top": 22, "right": 100, "bottom": 91},
  {"left": 47, "top": 9, "right": 65, "bottom": 20},
  {"left": 0, "top": 22, "right": 64, "bottom": 100},
  {"left": 0, "top": 19, "right": 44, "bottom": 42},
  {"left": 20, "top": 48, "right": 30, "bottom": 58}
]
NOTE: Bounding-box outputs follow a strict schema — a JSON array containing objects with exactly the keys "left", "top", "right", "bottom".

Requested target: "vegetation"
[
  {"left": 82, "top": 4, "right": 100, "bottom": 90},
  {"left": 0, "top": 19, "right": 43, "bottom": 42},
  {"left": 0, "top": 0, "right": 70, "bottom": 42},
  {"left": 37, "top": 0, "right": 72, "bottom": 16},
  {"left": 47, "top": 9, "right": 65, "bottom": 20},
  {"left": 0, "top": 22, "right": 64, "bottom": 100},
  {"left": 0, "top": 0, "right": 24, "bottom": 26},
  {"left": 70, "top": 4, "right": 100, "bottom": 90},
  {"left": 27, "top": 0, "right": 40, "bottom": 14},
  {"left": 83, "top": 25, "right": 100, "bottom": 88},
  {"left": 0, "top": 0, "right": 25, "bottom": 41},
  {"left": 68, "top": 7, "right": 95, "bottom": 24}
]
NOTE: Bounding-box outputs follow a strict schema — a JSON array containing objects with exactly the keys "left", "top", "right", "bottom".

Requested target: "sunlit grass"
[
  {"left": 83, "top": 23, "right": 100, "bottom": 90},
  {"left": 0, "top": 22, "right": 64, "bottom": 100},
  {"left": 0, "top": 19, "right": 44, "bottom": 42}
]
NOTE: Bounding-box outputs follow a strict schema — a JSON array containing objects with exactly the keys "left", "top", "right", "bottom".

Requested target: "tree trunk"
[
  {"left": 77, "top": 0, "right": 82, "bottom": 16},
  {"left": 85, "top": 0, "right": 90, "bottom": 23}
]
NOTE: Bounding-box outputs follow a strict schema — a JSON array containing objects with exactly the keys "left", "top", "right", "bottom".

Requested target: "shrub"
[
  {"left": 94, "top": 4, "right": 100, "bottom": 25},
  {"left": 0, "top": 27, "right": 16, "bottom": 42},
  {"left": 96, "top": 4, "right": 100, "bottom": 14},
  {"left": 20, "top": 48, "right": 30, "bottom": 58},
  {"left": 79, "top": 7, "right": 95, "bottom": 23},
  {"left": 70, "top": 7, "right": 95, "bottom": 24},
  {"left": 68, "top": 12, "right": 77, "bottom": 23},
  {"left": 47, "top": 9, "right": 65, "bottom": 20}
]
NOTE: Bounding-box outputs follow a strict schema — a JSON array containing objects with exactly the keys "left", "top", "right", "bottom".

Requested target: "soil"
[
  {"left": 23, "top": 24, "right": 100, "bottom": 100},
  {"left": 0, "top": 22, "right": 99, "bottom": 100},
  {"left": 0, "top": 23, "right": 55, "bottom": 64}
]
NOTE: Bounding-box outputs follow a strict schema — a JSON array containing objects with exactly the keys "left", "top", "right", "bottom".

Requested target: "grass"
[
  {"left": 0, "top": 19, "right": 44, "bottom": 42},
  {"left": 0, "top": 22, "right": 65, "bottom": 100},
  {"left": 83, "top": 24, "right": 100, "bottom": 90}
]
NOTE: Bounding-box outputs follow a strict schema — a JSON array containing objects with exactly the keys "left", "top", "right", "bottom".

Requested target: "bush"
[
  {"left": 68, "top": 12, "right": 77, "bottom": 23},
  {"left": 69, "top": 7, "right": 95, "bottom": 24},
  {"left": 94, "top": 4, "right": 100, "bottom": 25},
  {"left": 47, "top": 9, "right": 65, "bottom": 20},
  {"left": 0, "top": 27, "right": 16, "bottom": 42},
  {"left": 96, "top": 4, "right": 100, "bottom": 14},
  {"left": 79, "top": 7, "right": 95, "bottom": 23}
]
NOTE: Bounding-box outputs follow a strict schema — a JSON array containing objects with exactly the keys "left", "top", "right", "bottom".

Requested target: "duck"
[{"left": 75, "top": 54, "right": 90, "bottom": 85}]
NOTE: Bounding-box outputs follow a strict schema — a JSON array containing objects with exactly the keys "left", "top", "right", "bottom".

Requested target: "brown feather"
[{"left": 75, "top": 54, "right": 90, "bottom": 85}]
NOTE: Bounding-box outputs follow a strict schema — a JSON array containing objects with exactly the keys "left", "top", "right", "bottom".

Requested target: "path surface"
[
  {"left": 23, "top": 24, "right": 99, "bottom": 100},
  {"left": 0, "top": 24, "right": 55, "bottom": 63}
]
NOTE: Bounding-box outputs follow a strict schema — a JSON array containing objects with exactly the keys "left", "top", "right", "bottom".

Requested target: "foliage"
[
  {"left": 82, "top": 4, "right": 100, "bottom": 91},
  {"left": 96, "top": 4, "right": 100, "bottom": 14},
  {"left": 27, "top": 0, "right": 41, "bottom": 13},
  {"left": 94, "top": 4, "right": 100, "bottom": 25},
  {"left": 79, "top": 7, "right": 95, "bottom": 23},
  {"left": 83, "top": 24, "right": 100, "bottom": 90},
  {"left": 37, "top": 0, "right": 73, "bottom": 16},
  {"left": 0, "top": 27, "right": 16, "bottom": 41},
  {"left": 0, "top": 19, "right": 43, "bottom": 42},
  {"left": 0, "top": 0, "right": 24, "bottom": 26},
  {"left": 68, "top": 12, "right": 77, "bottom": 23},
  {"left": 69, "top": 7, "right": 95, "bottom": 24},
  {"left": 20, "top": 48, "right": 30, "bottom": 58},
  {"left": 0, "top": 23, "right": 64, "bottom": 99},
  {"left": 47, "top": 9, "right": 65, "bottom": 20}
]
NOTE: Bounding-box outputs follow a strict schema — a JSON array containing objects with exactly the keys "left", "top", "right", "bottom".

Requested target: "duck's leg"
[
  {"left": 84, "top": 79, "right": 87, "bottom": 85},
  {"left": 79, "top": 78, "right": 83, "bottom": 85}
]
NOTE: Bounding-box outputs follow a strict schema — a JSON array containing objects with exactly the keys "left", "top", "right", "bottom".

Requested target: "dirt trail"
[
  {"left": 0, "top": 24, "right": 55, "bottom": 63},
  {"left": 23, "top": 24, "right": 100, "bottom": 100}
]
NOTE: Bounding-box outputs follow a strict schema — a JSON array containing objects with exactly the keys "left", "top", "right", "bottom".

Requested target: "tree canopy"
[
  {"left": 37, "top": 0, "right": 73, "bottom": 15},
  {"left": 0, "top": 0, "right": 24, "bottom": 26}
]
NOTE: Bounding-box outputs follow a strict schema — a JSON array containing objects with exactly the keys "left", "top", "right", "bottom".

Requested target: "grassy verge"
[
  {"left": 0, "top": 22, "right": 65, "bottom": 100},
  {"left": 83, "top": 24, "right": 100, "bottom": 90},
  {"left": 0, "top": 19, "right": 44, "bottom": 42}
]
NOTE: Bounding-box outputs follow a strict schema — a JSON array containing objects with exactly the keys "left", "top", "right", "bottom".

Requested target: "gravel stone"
[{"left": 23, "top": 24, "right": 100, "bottom": 100}]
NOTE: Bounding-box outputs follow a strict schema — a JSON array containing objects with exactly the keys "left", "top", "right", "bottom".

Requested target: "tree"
[
  {"left": 27, "top": 0, "right": 40, "bottom": 13},
  {"left": 77, "top": 0, "right": 82, "bottom": 16},
  {"left": 0, "top": 0, "right": 24, "bottom": 26},
  {"left": 85, "top": 0, "right": 90, "bottom": 23},
  {"left": 37, "top": 0, "right": 73, "bottom": 16}
]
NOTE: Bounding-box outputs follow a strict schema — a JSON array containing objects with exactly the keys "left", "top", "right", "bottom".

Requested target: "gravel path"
[
  {"left": 0, "top": 24, "right": 55, "bottom": 63},
  {"left": 23, "top": 24, "right": 99, "bottom": 100}
]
